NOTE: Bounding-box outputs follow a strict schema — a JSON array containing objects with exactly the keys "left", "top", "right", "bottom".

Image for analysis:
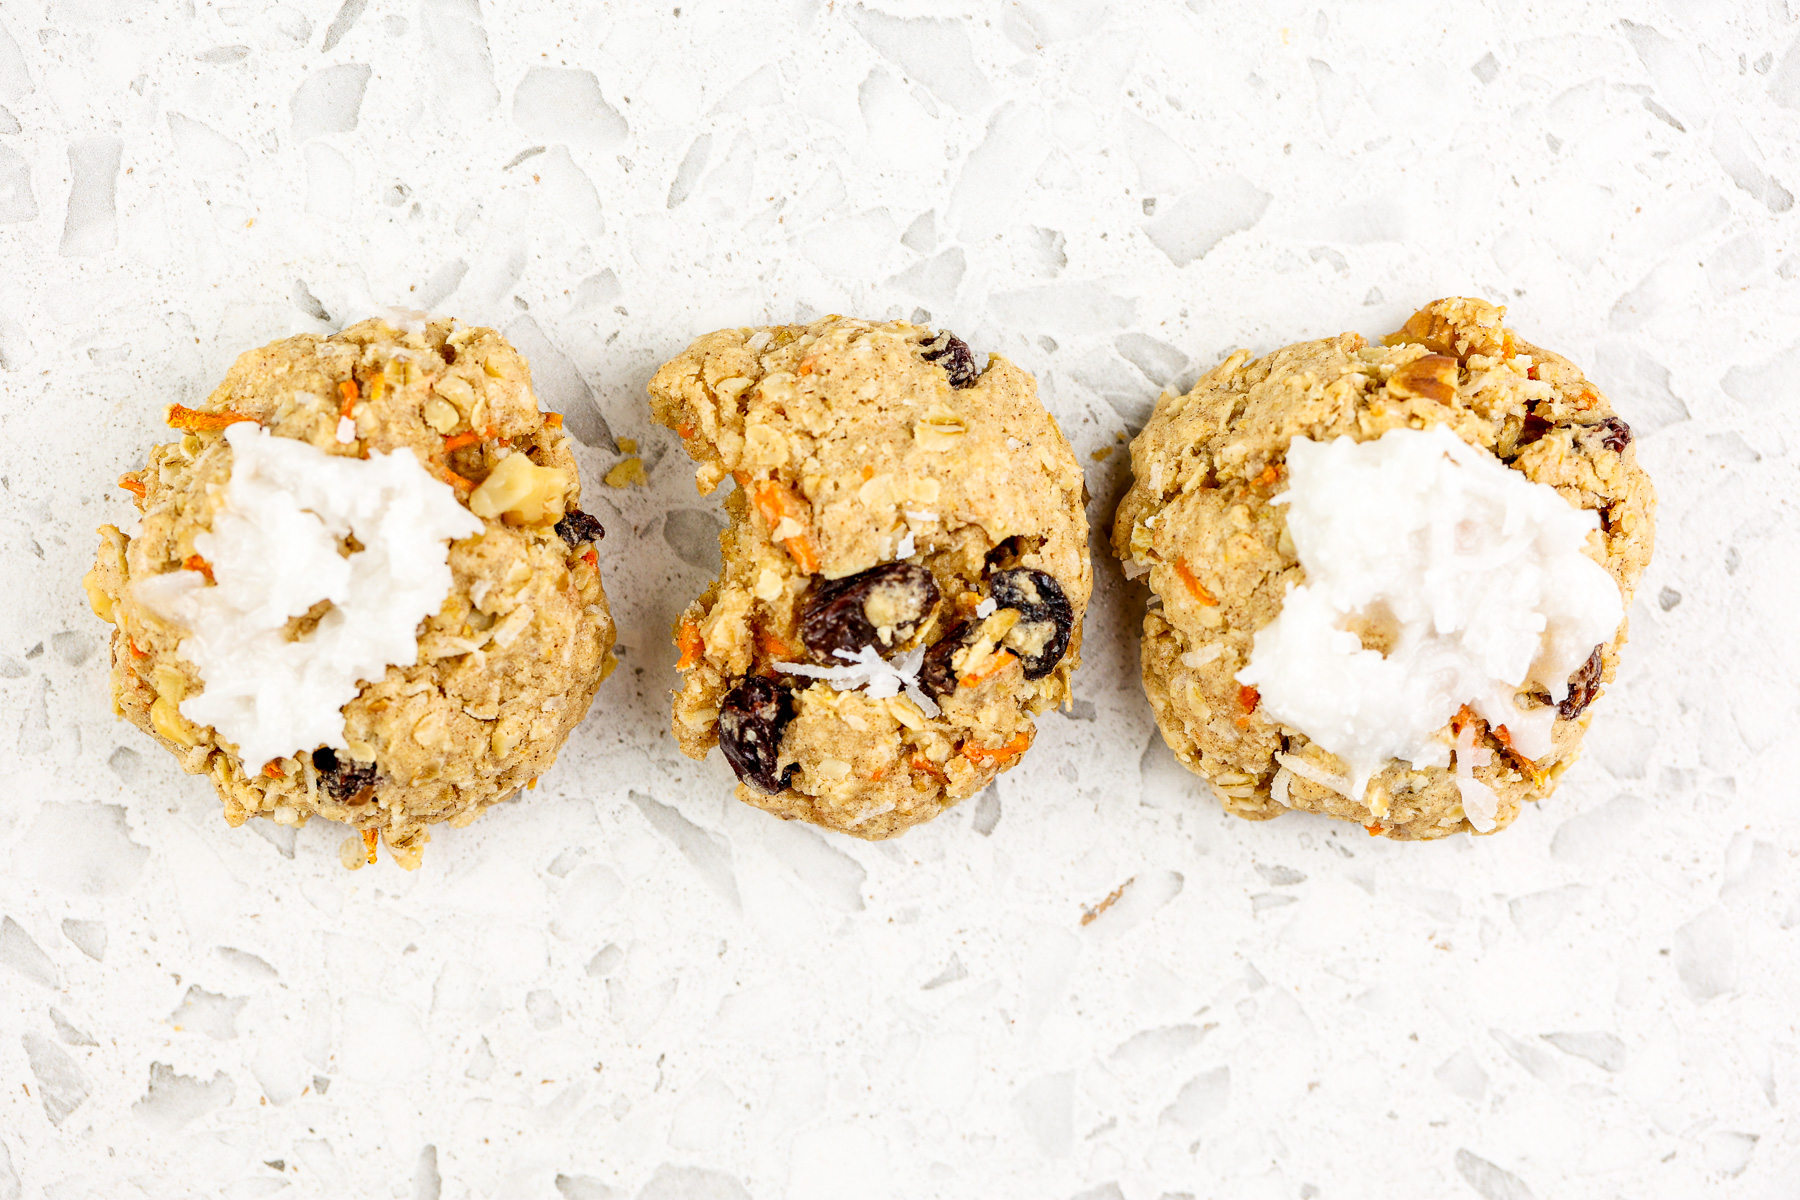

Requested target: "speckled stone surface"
[{"left": 1, "top": 2, "right": 1796, "bottom": 1198}]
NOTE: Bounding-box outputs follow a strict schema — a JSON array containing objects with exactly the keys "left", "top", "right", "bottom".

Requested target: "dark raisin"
[
  {"left": 983, "top": 536, "right": 1023, "bottom": 575},
  {"left": 1557, "top": 645, "right": 1605, "bottom": 720},
  {"left": 1591, "top": 416, "right": 1632, "bottom": 453},
  {"left": 718, "top": 676, "right": 798, "bottom": 794},
  {"left": 921, "top": 331, "right": 978, "bottom": 389},
  {"left": 799, "top": 562, "right": 940, "bottom": 662},
  {"left": 555, "top": 509, "right": 606, "bottom": 548},
  {"left": 1513, "top": 409, "right": 1553, "bottom": 452},
  {"left": 919, "top": 621, "right": 972, "bottom": 700},
  {"left": 988, "top": 567, "right": 1073, "bottom": 679},
  {"left": 311, "top": 746, "right": 379, "bottom": 805},
  {"left": 439, "top": 343, "right": 457, "bottom": 365}
]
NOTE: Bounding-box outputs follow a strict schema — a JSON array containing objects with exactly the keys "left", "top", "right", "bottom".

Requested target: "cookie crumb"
[
  {"left": 1081, "top": 877, "right": 1135, "bottom": 925},
  {"left": 604, "top": 457, "right": 648, "bottom": 488}
]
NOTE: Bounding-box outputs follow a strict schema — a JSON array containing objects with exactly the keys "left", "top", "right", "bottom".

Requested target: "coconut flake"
[
  {"left": 1453, "top": 719, "right": 1500, "bottom": 832},
  {"left": 1180, "top": 643, "right": 1226, "bottom": 669},
  {"left": 975, "top": 597, "right": 997, "bottom": 619},
  {"left": 846, "top": 799, "right": 896, "bottom": 827},
  {"left": 895, "top": 531, "right": 916, "bottom": 559},
  {"left": 1237, "top": 426, "right": 1622, "bottom": 801},
  {"left": 134, "top": 422, "right": 482, "bottom": 769},
  {"left": 335, "top": 415, "right": 356, "bottom": 444},
  {"left": 775, "top": 644, "right": 941, "bottom": 718},
  {"left": 1272, "top": 750, "right": 1356, "bottom": 800}
]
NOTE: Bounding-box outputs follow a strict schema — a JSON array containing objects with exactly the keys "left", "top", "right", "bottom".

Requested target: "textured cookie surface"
[
  {"left": 1111, "top": 297, "right": 1655, "bottom": 839},
  {"left": 650, "top": 316, "right": 1091, "bottom": 838},
  {"left": 85, "top": 317, "right": 616, "bottom": 867}
]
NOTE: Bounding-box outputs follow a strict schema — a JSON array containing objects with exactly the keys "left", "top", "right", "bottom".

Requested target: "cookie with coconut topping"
[
  {"left": 650, "top": 316, "right": 1091, "bottom": 838},
  {"left": 84, "top": 316, "right": 617, "bottom": 868},
  {"left": 1111, "top": 297, "right": 1654, "bottom": 840}
]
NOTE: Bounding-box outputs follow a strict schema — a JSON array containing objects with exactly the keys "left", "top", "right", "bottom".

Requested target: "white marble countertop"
[{"left": 2, "top": 1, "right": 1797, "bottom": 1197}]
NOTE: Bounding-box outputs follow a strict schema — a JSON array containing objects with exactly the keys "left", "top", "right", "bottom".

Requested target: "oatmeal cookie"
[
  {"left": 84, "top": 316, "right": 617, "bottom": 867},
  {"left": 650, "top": 317, "right": 1091, "bottom": 838},
  {"left": 1111, "top": 297, "right": 1655, "bottom": 839}
]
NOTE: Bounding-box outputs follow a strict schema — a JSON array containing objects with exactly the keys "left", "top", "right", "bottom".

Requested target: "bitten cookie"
[
  {"left": 1112, "top": 298, "right": 1655, "bottom": 839},
  {"left": 84, "top": 316, "right": 617, "bottom": 868},
  {"left": 650, "top": 316, "right": 1091, "bottom": 838}
]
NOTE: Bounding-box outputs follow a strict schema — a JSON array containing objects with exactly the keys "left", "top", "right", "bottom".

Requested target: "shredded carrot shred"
[
  {"left": 118, "top": 474, "right": 147, "bottom": 499},
  {"left": 798, "top": 357, "right": 816, "bottom": 376},
  {"left": 543, "top": 412, "right": 563, "bottom": 428},
  {"left": 128, "top": 640, "right": 149, "bottom": 659},
  {"left": 1502, "top": 333, "right": 1517, "bottom": 360},
  {"left": 437, "top": 429, "right": 489, "bottom": 453},
  {"left": 262, "top": 761, "right": 285, "bottom": 779},
  {"left": 959, "top": 649, "right": 1016, "bottom": 689},
  {"left": 675, "top": 619, "right": 704, "bottom": 670},
  {"left": 580, "top": 546, "right": 598, "bottom": 570},
  {"left": 861, "top": 464, "right": 875, "bottom": 481},
  {"left": 783, "top": 532, "right": 822, "bottom": 576},
  {"left": 166, "top": 403, "right": 257, "bottom": 432},
  {"left": 1365, "top": 823, "right": 1384, "bottom": 837},
  {"left": 1489, "top": 722, "right": 1547, "bottom": 786},
  {"left": 1251, "top": 463, "right": 1281, "bottom": 489},
  {"left": 182, "top": 553, "right": 215, "bottom": 584},
  {"left": 337, "top": 379, "right": 359, "bottom": 419},
  {"left": 1450, "top": 703, "right": 1479, "bottom": 735},
  {"left": 751, "top": 479, "right": 821, "bottom": 573},
  {"left": 867, "top": 766, "right": 887, "bottom": 782},
  {"left": 962, "top": 730, "right": 1032, "bottom": 766},
  {"left": 910, "top": 753, "right": 948, "bottom": 784},
  {"left": 361, "top": 828, "right": 378, "bottom": 864},
  {"left": 1233, "top": 684, "right": 1260, "bottom": 728},
  {"left": 1173, "top": 557, "right": 1218, "bottom": 605},
  {"left": 676, "top": 422, "right": 696, "bottom": 440},
  {"left": 527, "top": 776, "right": 538, "bottom": 790},
  {"left": 757, "top": 628, "right": 792, "bottom": 660},
  {"left": 442, "top": 467, "right": 476, "bottom": 490}
]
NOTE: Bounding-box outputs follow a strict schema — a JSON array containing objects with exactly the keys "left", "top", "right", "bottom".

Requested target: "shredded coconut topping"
[
  {"left": 975, "top": 598, "right": 997, "bottom": 619},
  {"left": 334, "top": 415, "right": 356, "bottom": 444},
  {"left": 1453, "top": 720, "right": 1500, "bottom": 832},
  {"left": 1273, "top": 750, "right": 1355, "bottom": 800},
  {"left": 134, "top": 423, "right": 482, "bottom": 769},
  {"left": 1180, "top": 643, "right": 1225, "bottom": 669},
  {"left": 775, "top": 645, "right": 941, "bottom": 718},
  {"left": 1237, "top": 426, "right": 1622, "bottom": 802},
  {"left": 895, "top": 531, "right": 916, "bottom": 559}
]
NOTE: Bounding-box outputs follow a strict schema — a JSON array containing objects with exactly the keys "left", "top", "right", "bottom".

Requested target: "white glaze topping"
[
  {"left": 1236, "top": 425, "right": 1622, "bottom": 802},
  {"left": 135, "top": 423, "right": 482, "bottom": 769}
]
